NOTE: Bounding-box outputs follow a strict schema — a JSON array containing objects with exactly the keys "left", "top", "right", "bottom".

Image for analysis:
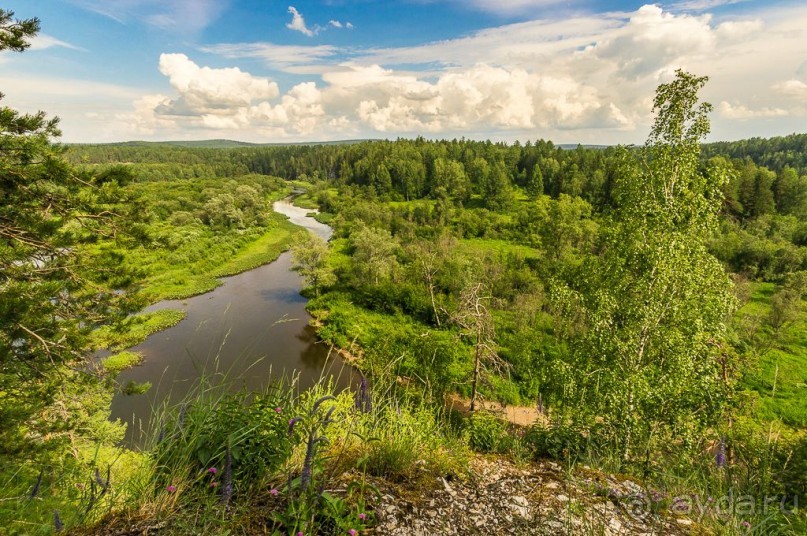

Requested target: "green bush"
[
  {"left": 523, "top": 422, "right": 591, "bottom": 461},
  {"left": 466, "top": 411, "right": 512, "bottom": 454}
]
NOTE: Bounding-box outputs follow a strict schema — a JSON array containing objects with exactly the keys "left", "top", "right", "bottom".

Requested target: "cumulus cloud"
[
  {"left": 286, "top": 6, "right": 315, "bottom": 36},
  {"left": 718, "top": 101, "right": 787, "bottom": 119},
  {"left": 774, "top": 79, "right": 807, "bottom": 98},
  {"left": 585, "top": 5, "right": 716, "bottom": 80},
  {"left": 119, "top": 3, "right": 807, "bottom": 142},
  {"left": 154, "top": 53, "right": 279, "bottom": 115},
  {"left": 131, "top": 54, "right": 327, "bottom": 136},
  {"left": 131, "top": 54, "right": 631, "bottom": 140},
  {"left": 329, "top": 20, "right": 354, "bottom": 29}
]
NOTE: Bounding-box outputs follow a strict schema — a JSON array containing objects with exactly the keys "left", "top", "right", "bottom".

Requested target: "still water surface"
[{"left": 110, "top": 199, "right": 354, "bottom": 445}]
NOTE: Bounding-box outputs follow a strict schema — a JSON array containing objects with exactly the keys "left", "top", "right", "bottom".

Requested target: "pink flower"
[
  {"left": 297, "top": 532, "right": 304, "bottom": 536},
  {"left": 359, "top": 513, "right": 367, "bottom": 521},
  {"left": 167, "top": 485, "right": 176, "bottom": 493},
  {"left": 208, "top": 467, "right": 217, "bottom": 475},
  {"left": 210, "top": 481, "right": 219, "bottom": 488},
  {"left": 270, "top": 488, "right": 279, "bottom": 496},
  {"left": 348, "top": 530, "right": 357, "bottom": 536},
  {"left": 275, "top": 407, "right": 283, "bottom": 413}
]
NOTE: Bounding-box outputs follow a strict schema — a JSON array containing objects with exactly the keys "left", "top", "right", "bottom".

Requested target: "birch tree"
[{"left": 551, "top": 70, "right": 737, "bottom": 461}]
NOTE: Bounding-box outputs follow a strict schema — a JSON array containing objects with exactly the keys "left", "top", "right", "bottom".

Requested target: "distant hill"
[
  {"left": 67, "top": 139, "right": 375, "bottom": 149},
  {"left": 557, "top": 143, "right": 611, "bottom": 150}
]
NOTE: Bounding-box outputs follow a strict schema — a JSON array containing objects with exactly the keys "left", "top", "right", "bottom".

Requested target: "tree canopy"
[{"left": 0, "top": 10, "right": 130, "bottom": 455}]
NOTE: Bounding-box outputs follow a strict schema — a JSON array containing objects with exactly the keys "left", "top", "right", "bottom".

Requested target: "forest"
[{"left": 2, "top": 10, "right": 807, "bottom": 535}]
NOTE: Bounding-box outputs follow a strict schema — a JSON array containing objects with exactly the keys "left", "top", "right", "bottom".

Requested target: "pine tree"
[{"left": 0, "top": 10, "right": 129, "bottom": 455}]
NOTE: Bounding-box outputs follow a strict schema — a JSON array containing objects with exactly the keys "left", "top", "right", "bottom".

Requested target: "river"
[{"left": 109, "top": 198, "right": 355, "bottom": 446}]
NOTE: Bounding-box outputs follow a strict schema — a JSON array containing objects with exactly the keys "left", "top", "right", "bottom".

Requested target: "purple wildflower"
[
  {"left": 288, "top": 417, "right": 302, "bottom": 436},
  {"left": 716, "top": 436, "right": 726, "bottom": 468},
  {"left": 359, "top": 513, "right": 367, "bottom": 521},
  {"left": 297, "top": 532, "right": 304, "bottom": 536},
  {"left": 167, "top": 485, "right": 176, "bottom": 493},
  {"left": 742, "top": 521, "right": 751, "bottom": 528},
  {"left": 270, "top": 487, "right": 279, "bottom": 496},
  {"left": 208, "top": 467, "right": 217, "bottom": 475},
  {"left": 275, "top": 407, "right": 283, "bottom": 413},
  {"left": 348, "top": 530, "right": 358, "bottom": 536},
  {"left": 300, "top": 433, "right": 316, "bottom": 491},
  {"left": 210, "top": 481, "right": 219, "bottom": 488},
  {"left": 355, "top": 378, "right": 372, "bottom": 413}
]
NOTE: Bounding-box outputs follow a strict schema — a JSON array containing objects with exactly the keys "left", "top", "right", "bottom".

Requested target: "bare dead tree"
[{"left": 450, "top": 282, "right": 507, "bottom": 411}]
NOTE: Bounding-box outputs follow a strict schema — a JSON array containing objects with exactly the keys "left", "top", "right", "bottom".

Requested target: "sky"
[{"left": 1, "top": 0, "right": 805, "bottom": 145}]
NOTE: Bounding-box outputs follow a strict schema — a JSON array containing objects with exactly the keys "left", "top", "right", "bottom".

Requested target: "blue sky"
[{"left": 1, "top": 0, "right": 805, "bottom": 144}]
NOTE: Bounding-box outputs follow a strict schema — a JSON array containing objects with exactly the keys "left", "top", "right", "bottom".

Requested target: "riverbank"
[{"left": 87, "top": 180, "right": 305, "bottom": 361}]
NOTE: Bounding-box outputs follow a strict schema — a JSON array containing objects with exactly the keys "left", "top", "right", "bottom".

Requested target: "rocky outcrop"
[{"left": 368, "top": 456, "right": 693, "bottom": 535}]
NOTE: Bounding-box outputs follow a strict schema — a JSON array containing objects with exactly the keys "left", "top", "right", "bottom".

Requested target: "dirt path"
[{"left": 445, "top": 393, "right": 547, "bottom": 427}]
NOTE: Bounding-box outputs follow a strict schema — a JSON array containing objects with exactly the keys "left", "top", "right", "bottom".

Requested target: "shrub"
[{"left": 467, "top": 411, "right": 512, "bottom": 454}]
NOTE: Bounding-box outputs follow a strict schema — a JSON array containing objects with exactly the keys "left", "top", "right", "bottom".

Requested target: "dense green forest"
[{"left": 2, "top": 10, "right": 806, "bottom": 534}]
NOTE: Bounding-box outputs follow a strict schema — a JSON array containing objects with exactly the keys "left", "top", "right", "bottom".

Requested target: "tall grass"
[{"left": 87, "top": 363, "right": 469, "bottom": 534}]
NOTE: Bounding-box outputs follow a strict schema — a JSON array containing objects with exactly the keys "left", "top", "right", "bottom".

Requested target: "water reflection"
[{"left": 110, "top": 199, "right": 355, "bottom": 447}]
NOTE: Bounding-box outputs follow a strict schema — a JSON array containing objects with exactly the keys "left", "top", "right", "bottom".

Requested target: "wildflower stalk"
[
  {"left": 715, "top": 436, "right": 726, "bottom": 469},
  {"left": 29, "top": 469, "right": 43, "bottom": 500},
  {"left": 221, "top": 447, "right": 233, "bottom": 506}
]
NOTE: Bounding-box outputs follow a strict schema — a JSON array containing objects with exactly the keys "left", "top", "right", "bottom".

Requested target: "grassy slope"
[{"left": 739, "top": 283, "right": 807, "bottom": 429}]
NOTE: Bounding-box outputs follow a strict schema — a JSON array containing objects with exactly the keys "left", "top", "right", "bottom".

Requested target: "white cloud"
[
  {"left": 586, "top": 5, "right": 716, "bottom": 80},
  {"left": 28, "top": 34, "right": 86, "bottom": 52},
  {"left": 32, "top": 3, "right": 807, "bottom": 143},
  {"left": 718, "top": 101, "right": 788, "bottom": 119},
  {"left": 129, "top": 54, "right": 326, "bottom": 137},
  {"left": 713, "top": 18, "right": 763, "bottom": 41},
  {"left": 129, "top": 55, "right": 632, "bottom": 140},
  {"left": 286, "top": 6, "right": 315, "bottom": 37},
  {"left": 428, "top": 0, "right": 572, "bottom": 16},
  {"left": 669, "top": 0, "right": 746, "bottom": 12},
  {"left": 199, "top": 42, "right": 339, "bottom": 73},
  {"left": 0, "top": 73, "right": 146, "bottom": 141},
  {"left": 155, "top": 53, "right": 279, "bottom": 115},
  {"left": 69, "top": 0, "right": 229, "bottom": 33},
  {"left": 774, "top": 79, "right": 807, "bottom": 98},
  {"left": 328, "top": 20, "right": 354, "bottom": 30}
]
